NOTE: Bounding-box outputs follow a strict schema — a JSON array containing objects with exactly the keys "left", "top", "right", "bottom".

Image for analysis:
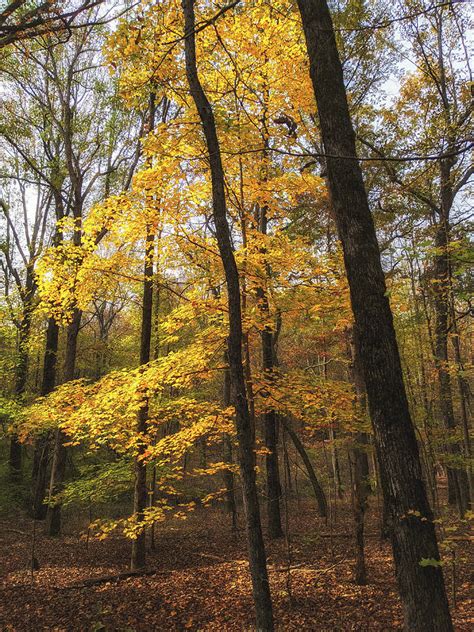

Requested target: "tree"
[
  {"left": 0, "top": 25, "right": 142, "bottom": 533},
  {"left": 182, "top": 0, "right": 273, "bottom": 628},
  {"left": 0, "top": 1, "right": 110, "bottom": 48},
  {"left": 359, "top": 0, "right": 473, "bottom": 515},
  {"left": 296, "top": 0, "right": 453, "bottom": 629}
]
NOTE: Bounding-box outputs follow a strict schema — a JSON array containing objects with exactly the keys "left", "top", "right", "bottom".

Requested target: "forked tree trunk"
[
  {"left": 296, "top": 1, "right": 453, "bottom": 629},
  {"left": 182, "top": 1, "right": 273, "bottom": 628}
]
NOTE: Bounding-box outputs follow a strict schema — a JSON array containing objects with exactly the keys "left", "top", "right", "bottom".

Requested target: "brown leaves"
[{"left": 0, "top": 505, "right": 472, "bottom": 630}]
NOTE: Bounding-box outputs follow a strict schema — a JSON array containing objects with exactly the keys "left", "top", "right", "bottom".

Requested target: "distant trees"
[
  {"left": 360, "top": 0, "right": 473, "bottom": 517},
  {"left": 1, "top": 22, "right": 141, "bottom": 520}
]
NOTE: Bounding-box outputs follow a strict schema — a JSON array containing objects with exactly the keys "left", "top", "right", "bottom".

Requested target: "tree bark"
[
  {"left": 223, "top": 359, "right": 237, "bottom": 530},
  {"left": 32, "top": 317, "right": 60, "bottom": 519},
  {"left": 432, "top": 212, "right": 469, "bottom": 516},
  {"left": 182, "top": 1, "right": 273, "bottom": 628},
  {"left": 257, "top": 205, "right": 283, "bottom": 539},
  {"left": 449, "top": 306, "right": 473, "bottom": 507},
  {"left": 131, "top": 224, "right": 155, "bottom": 570},
  {"left": 348, "top": 332, "right": 370, "bottom": 585},
  {"left": 131, "top": 92, "right": 157, "bottom": 570},
  {"left": 296, "top": 1, "right": 453, "bottom": 629},
  {"left": 46, "top": 308, "right": 81, "bottom": 536}
]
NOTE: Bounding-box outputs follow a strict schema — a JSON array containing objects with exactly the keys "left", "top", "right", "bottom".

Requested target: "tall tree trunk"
[
  {"left": 183, "top": 2, "right": 273, "bottom": 627},
  {"left": 32, "top": 317, "right": 59, "bottom": 520},
  {"left": 131, "top": 93, "right": 157, "bottom": 570},
  {"left": 46, "top": 308, "right": 81, "bottom": 536},
  {"left": 131, "top": 226, "right": 154, "bottom": 569},
  {"left": 257, "top": 205, "right": 283, "bottom": 539},
  {"left": 296, "top": 1, "right": 453, "bottom": 629},
  {"left": 432, "top": 214, "right": 469, "bottom": 516}
]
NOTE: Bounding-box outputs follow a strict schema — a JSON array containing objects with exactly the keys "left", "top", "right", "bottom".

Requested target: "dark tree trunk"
[
  {"left": 281, "top": 418, "right": 327, "bottom": 518},
  {"left": 46, "top": 308, "right": 81, "bottom": 536},
  {"left": 263, "top": 406, "right": 283, "bottom": 538},
  {"left": 450, "top": 309, "right": 473, "bottom": 505},
  {"left": 32, "top": 317, "right": 60, "bottom": 519},
  {"left": 432, "top": 215, "right": 469, "bottom": 517},
  {"left": 296, "top": 1, "right": 453, "bottom": 629},
  {"left": 131, "top": 224, "right": 155, "bottom": 570},
  {"left": 131, "top": 92, "right": 157, "bottom": 570},
  {"left": 223, "top": 360, "right": 237, "bottom": 530},
  {"left": 257, "top": 206, "right": 283, "bottom": 538},
  {"left": 182, "top": 1, "right": 273, "bottom": 628}
]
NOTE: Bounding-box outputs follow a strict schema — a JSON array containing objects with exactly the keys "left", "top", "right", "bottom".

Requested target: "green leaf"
[{"left": 419, "top": 558, "right": 443, "bottom": 568}]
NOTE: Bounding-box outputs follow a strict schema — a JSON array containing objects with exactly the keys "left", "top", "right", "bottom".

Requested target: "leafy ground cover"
[{"left": 1, "top": 503, "right": 471, "bottom": 631}]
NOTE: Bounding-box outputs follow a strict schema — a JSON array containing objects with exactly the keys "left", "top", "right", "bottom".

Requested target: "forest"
[{"left": 0, "top": 1, "right": 472, "bottom": 630}]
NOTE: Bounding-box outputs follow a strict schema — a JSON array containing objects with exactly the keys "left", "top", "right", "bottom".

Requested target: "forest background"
[{"left": 0, "top": 1, "right": 472, "bottom": 630}]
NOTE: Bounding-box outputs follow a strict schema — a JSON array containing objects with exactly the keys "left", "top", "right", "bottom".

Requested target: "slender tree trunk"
[
  {"left": 223, "top": 359, "right": 237, "bottom": 530},
  {"left": 240, "top": 220, "right": 256, "bottom": 448},
  {"left": 131, "top": 93, "right": 157, "bottom": 570},
  {"left": 432, "top": 216, "right": 469, "bottom": 516},
  {"left": 281, "top": 418, "right": 327, "bottom": 518},
  {"left": 352, "top": 435, "right": 370, "bottom": 585},
  {"left": 256, "top": 85, "right": 283, "bottom": 539},
  {"left": 256, "top": 215, "right": 283, "bottom": 536},
  {"left": 297, "top": 1, "right": 453, "bottom": 629},
  {"left": 408, "top": 257, "right": 438, "bottom": 510},
  {"left": 131, "top": 227, "right": 154, "bottom": 569},
  {"left": 183, "top": 2, "right": 273, "bottom": 627},
  {"left": 32, "top": 317, "right": 59, "bottom": 519},
  {"left": 450, "top": 311, "right": 473, "bottom": 506},
  {"left": 46, "top": 308, "right": 81, "bottom": 536},
  {"left": 328, "top": 425, "right": 343, "bottom": 500}
]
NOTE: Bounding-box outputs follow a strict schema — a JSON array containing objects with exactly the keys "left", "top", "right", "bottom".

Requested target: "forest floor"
[{"left": 0, "top": 502, "right": 472, "bottom": 631}]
